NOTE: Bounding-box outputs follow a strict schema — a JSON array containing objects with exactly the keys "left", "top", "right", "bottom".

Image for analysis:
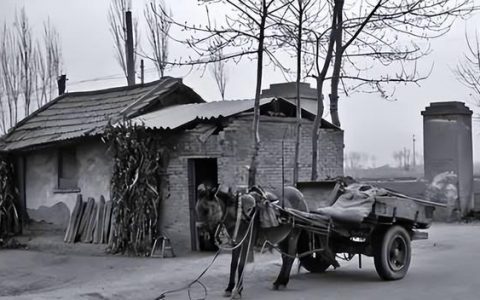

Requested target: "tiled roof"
[{"left": 3, "top": 77, "right": 204, "bottom": 151}]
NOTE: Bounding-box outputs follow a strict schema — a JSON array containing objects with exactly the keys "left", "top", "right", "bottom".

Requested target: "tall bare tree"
[
  {"left": 144, "top": 0, "right": 170, "bottom": 78},
  {"left": 108, "top": 0, "right": 139, "bottom": 80},
  {"left": 0, "top": 10, "right": 63, "bottom": 134},
  {"left": 0, "top": 23, "right": 21, "bottom": 130},
  {"left": 162, "top": 0, "right": 290, "bottom": 186},
  {"left": 329, "top": 0, "right": 474, "bottom": 127},
  {"left": 0, "top": 86, "right": 5, "bottom": 134},
  {"left": 310, "top": 0, "right": 475, "bottom": 180},
  {"left": 16, "top": 8, "right": 35, "bottom": 116},
  {"left": 456, "top": 30, "right": 480, "bottom": 103},
  {"left": 277, "top": 0, "right": 320, "bottom": 183},
  {"left": 310, "top": 1, "right": 336, "bottom": 180},
  {"left": 35, "top": 20, "right": 63, "bottom": 109}
]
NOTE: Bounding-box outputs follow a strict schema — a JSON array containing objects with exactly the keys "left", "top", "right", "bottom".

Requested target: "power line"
[{"left": 68, "top": 67, "right": 158, "bottom": 87}]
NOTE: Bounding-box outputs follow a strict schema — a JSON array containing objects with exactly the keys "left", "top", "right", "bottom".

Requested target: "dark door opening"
[{"left": 188, "top": 158, "right": 218, "bottom": 251}]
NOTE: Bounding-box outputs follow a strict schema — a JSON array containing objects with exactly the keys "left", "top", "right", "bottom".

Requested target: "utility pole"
[
  {"left": 412, "top": 134, "right": 416, "bottom": 168},
  {"left": 125, "top": 11, "right": 135, "bottom": 86}
]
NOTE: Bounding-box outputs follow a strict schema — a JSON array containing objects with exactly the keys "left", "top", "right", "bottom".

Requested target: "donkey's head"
[
  {"left": 195, "top": 184, "right": 259, "bottom": 232},
  {"left": 195, "top": 183, "right": 227, "bottom": 231}
]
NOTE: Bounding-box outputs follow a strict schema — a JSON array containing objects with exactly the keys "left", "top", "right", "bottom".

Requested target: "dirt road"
[{"left": 1, "top": 223, "right": 479, "bottom": 300}]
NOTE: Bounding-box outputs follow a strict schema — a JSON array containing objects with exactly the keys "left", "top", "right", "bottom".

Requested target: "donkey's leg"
[
  {"left": 280, "top": 229, "right": 302, "bottom": 287},
  {"left": 273, "top": 229, "right": 301, "bottom": 289},
  {"left": 224, "top": 247, "right": 240, "bottom": 297},
  {"left": 273, "top": 239, "right": 290, "bottom": 290}
]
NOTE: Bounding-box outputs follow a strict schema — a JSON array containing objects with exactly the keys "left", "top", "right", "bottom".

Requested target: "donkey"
[{"left": 195, "top": 183, "right": 308, "bottom": 298}]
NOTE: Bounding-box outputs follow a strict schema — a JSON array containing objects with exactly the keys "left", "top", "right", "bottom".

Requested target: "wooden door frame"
[{"left": 187, "top": 159, "right": 198, "bottom": 251}]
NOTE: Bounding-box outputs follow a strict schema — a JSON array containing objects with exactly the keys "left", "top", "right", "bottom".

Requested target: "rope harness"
[
  {"left": 232, "top": 192, "right": 243, "bottom": 244},
  {"left": 156, "top": 186, "right": 331, "bottom": 300},
  {"left": 157, "top": 189, "right": 257, "bottom": 300}
]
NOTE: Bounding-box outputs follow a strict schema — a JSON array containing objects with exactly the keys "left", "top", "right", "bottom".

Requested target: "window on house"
[{"left": 58, "top": 147, "right": 79, "bottom": 190}]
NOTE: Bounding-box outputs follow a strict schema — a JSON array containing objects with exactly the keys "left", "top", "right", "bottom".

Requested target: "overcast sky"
[{"left": 1, "top": 0, "right": 480, "bottom": 167}]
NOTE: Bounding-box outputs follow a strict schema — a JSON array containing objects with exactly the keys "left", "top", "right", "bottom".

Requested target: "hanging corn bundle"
[
  {"left": 0, "top": 155, "right": 20, "bottom": 242},
  {"left": 103, "top": 122, "right": 168, "bottom": 256}
]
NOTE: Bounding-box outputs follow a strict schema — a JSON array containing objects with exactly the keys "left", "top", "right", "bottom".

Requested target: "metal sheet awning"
[{"left": 131, "top": 98, "right": 273, "bottom": 130}]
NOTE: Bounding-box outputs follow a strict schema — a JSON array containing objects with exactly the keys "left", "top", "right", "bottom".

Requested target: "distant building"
[{"left": 422, "top": 102, "right": 474, "bottom": 218}]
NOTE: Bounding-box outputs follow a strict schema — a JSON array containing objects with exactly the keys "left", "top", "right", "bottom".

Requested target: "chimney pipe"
[
  {"left": 140, "top": 59, "right": 144, "bottom": 85},
  {"left": 57, "top": 74, "right": 67, "bottom": 95},
  {"left": 125, "top": 11, "right": 135, "bottom": 86}
]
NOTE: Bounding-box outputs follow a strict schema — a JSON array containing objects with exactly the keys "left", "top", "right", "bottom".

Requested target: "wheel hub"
[{"left": 388, "top": 236, "right": 407, "bottom": 271}]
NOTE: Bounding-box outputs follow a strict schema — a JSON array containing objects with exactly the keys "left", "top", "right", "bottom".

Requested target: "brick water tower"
[{"left": 422, "top": 102, "right": 474, "bottom": 217}]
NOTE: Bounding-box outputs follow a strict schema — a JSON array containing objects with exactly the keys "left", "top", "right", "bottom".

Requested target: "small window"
[{"left": 58, "top": 147, "right": 78, "bottom": 190}]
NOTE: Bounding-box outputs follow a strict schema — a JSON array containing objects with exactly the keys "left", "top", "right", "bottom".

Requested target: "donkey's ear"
[
  {"left": 217, "top": 184, "right": 229, "bottom": 195},
  {"left": 197, "top": 183, "right": 207, "bottom": 195}
]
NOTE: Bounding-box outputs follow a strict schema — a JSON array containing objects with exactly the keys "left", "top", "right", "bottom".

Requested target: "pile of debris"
[{"left": 64, "top": 194, "right": 113, "bottom": 244}]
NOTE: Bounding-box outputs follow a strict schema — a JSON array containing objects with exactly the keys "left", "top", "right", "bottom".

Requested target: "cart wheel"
[
  {"left": 297, "top": 230, "right": 331, "bottom": 273},
  {"left": 373, "top": 225, "right": 411, "bottom": 280}
]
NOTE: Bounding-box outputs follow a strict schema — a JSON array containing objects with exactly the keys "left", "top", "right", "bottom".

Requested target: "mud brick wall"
[
  {"left": 21, "top": 140, "right": 112, "bottom": 227},
  {"left": 161, "top": 115, "right": 344, "bottom": 251}
]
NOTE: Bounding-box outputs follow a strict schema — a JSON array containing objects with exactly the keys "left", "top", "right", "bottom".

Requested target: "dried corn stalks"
[
  {"left": 0, "top": 156, "right": 20, "bottom": 242},
  {"left": 103, "top": 123, "right": 167, "bottom": 256}
]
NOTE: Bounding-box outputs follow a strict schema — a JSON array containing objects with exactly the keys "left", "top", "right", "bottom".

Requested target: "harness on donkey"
[
  {"left": 156, "top": 185, "right": 317, "bottom": 300},
  {"left": 213, "top": 185, "right": 282, "bottom": 248}
]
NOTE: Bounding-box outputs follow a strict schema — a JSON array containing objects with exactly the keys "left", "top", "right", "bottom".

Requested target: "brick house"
[{"left": 3, "top": 78, "right": 343, "bottom": 252}]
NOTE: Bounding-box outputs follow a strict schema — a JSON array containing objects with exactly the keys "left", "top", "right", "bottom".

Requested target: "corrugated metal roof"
[
  {"left": 131, "top": 98, "right": 273, "bottom": 130},
  {"left": 284, "top": 98, "right": 318, "bottom": 115},
  {"left": 283, "top": 98, "right": 340, "bottom": 129},
  {"left": 131, "top": 97, "right": 340, "bottom": 130},
  {"left": 3, "top": 77, "right": 204, "bottom": 151}
]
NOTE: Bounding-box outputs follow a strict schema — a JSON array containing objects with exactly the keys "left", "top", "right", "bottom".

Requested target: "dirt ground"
[{"left": 1, "top": 222, "right": 479, "bottom": 300}]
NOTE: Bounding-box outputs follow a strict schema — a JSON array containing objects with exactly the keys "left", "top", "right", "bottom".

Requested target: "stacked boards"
[{"left": 64, "top": 195, "right": 113, "bottom": 244}]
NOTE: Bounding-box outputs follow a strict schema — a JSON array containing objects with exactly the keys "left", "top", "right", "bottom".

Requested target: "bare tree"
[
  {"left": 43, "top": 20, "right": 63, "bottom": 102},
  {"left": 393, "top": 150, "right": 403, "bottom": 168},
  {"left": 403, "top": 147, "right": 411, "bottom": 171},
  {"left": 311, "top": 1, "right": 337, "bottom": 180},
  {"left": 456, "top": 30, "right": 480, "bottom": 103},
  {"left": 161, "top": 0, "right": 290, "bottom": 186},
  {"left": 279, "top": 0, "right": 319, "bottom": 183},
  {"left": 329, "top": 0, "right": 474, "bottom": 127},
  {"left": 0, "top": 23, "right": 21, "bottom": 130},
  {"left": 35, "top": 20, "right": 63, "bottom": 109},
  {"left": 393, "top": 148, "right": 411, "bottom": 170},
  {"left": 210, "top": 49, "right": 229, "bottom": 101},
  {"left": 108, "top": 0, "right": 139, "bottom": 80},
  {"left": 144, "top": 0, "right": 170, "bottom": 78},
  {"left": 344, "top": 151, "right": 368, "bottom": 170},
  {"left": 310, "top": 0, "right": 475, "bottom": 180},
  {"left": 0, "top": 10, "right": 63, "bottom": 133},
  {"left": 0, "top": 56, "right": 6, "bottom": 133},
  {"left": 15, "top": 8, "right": 35, "bottom": 116}
]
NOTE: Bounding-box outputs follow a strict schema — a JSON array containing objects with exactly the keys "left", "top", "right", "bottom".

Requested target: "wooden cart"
[{"left": 276, "top": 182, "right": 446, "bottom": 281}]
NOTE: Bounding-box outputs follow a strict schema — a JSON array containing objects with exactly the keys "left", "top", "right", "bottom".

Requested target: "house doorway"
[{"left": 187, "top": 158, "right": 218, "bottom": 251}]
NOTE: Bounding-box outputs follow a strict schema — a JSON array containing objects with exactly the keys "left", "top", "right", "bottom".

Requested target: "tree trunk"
[
  {"left": 311, "top": 3, "right": 338, "bottom": 181},
  {"left": 330, "top": 0, "right": 344, "bottom": 128},
  {"left": 311, "top": 79, "right": 324, "bottom": 180},
  {"left": 248, "top": 7, "right": 267, "bottom": 188},
  {"left": 293, "top": 1, "right": 303, "bottom": 185}
]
